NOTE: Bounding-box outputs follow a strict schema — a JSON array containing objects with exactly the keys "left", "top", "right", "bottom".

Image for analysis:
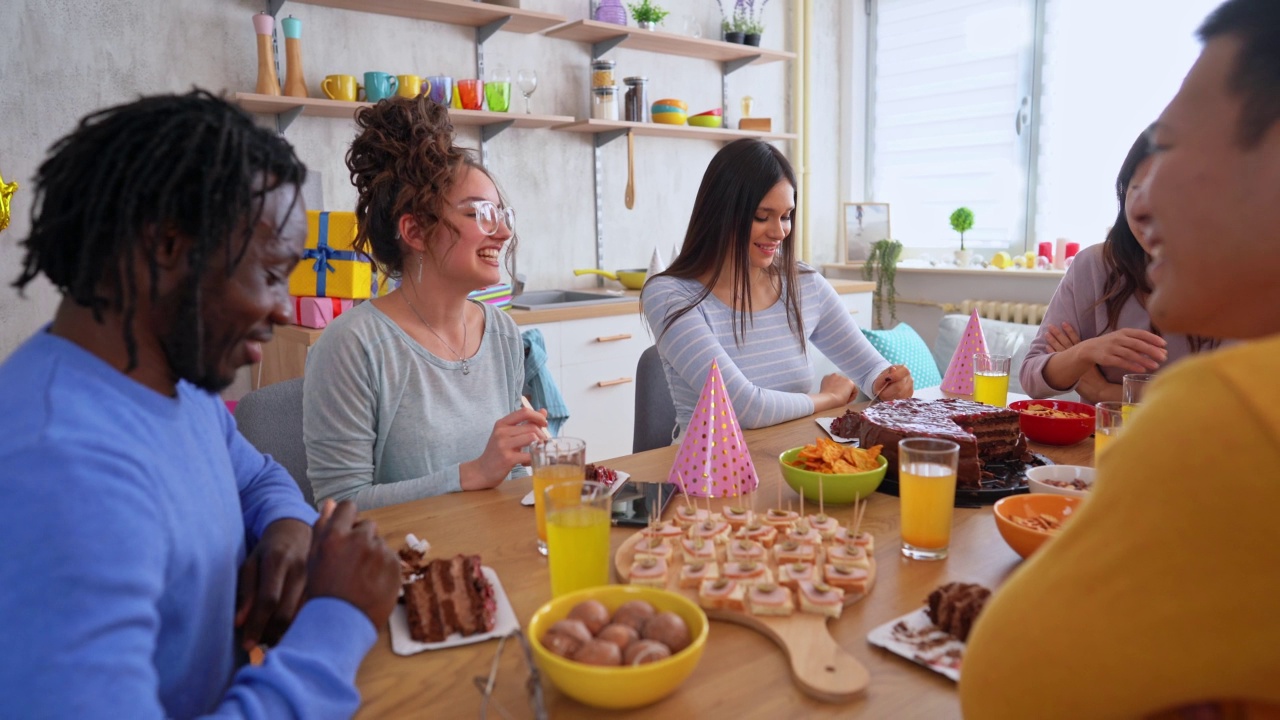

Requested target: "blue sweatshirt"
[{"left": 0, "top": 329, "right": 376, "bottom": 718}]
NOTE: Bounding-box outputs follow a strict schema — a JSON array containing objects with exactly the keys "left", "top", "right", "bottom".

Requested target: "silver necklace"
[{"left": 403, "top": 291, "right": 470, "bottom": 375}]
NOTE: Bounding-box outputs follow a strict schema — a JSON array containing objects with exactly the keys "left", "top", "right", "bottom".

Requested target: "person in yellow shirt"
[{"left": 961, "top": 1, "right": 1280, "bottom": 717}]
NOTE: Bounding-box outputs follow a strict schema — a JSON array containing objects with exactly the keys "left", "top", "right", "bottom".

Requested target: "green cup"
[{"left": 485, "top": 81, "right": 511, "bottom": 112}]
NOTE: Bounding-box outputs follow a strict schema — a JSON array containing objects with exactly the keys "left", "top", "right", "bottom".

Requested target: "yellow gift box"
[{"left": 288, "top": 211, "right": 372, "bottom": 299}]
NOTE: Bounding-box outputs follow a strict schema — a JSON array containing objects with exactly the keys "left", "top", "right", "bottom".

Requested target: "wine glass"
[{"left": 517, "top": 69, "right": 538, "bottom": 114}]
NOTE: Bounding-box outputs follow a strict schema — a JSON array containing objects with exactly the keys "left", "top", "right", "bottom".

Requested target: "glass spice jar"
[
  {"left": 623, "top": 76, "right": 649, "bottom": 122},
  {"left": 591, "top": 86, "right": 619, "bottom": 120},
  {"left": 591, "top": 59, "right": 616, "bottom": 89}
]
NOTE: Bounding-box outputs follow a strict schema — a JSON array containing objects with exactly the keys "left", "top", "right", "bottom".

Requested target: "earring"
[{"left": 417, "top": 253, "right": 424, "bottom": 284}]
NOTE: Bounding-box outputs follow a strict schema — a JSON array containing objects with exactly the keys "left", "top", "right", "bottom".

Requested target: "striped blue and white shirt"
[{"left": 641, "top": 267, "right": 891, "bottom": 434}]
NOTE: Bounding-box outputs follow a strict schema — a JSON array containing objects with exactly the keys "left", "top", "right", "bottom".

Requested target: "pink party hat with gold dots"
[
  {"left": 669, "top": 360, "right": 758, "bottom": 497},
  {"left": 941, "top": 309, "right": 989, "bottom": 394}
]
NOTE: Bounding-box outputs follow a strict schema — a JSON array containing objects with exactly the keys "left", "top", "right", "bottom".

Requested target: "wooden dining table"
[{"left": 353, "top": 393, "right": 1094, "bottom": 719}]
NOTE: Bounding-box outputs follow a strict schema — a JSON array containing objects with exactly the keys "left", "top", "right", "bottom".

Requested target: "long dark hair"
[
  {"left": 1096, "top": 126, "right": 1217, "bottom": 352},
  {"left": 652, "top": 139, "right": 808, "bottom": 349},
  {"left": 13, "top": 89, "right": 306, "bottom": 371}
]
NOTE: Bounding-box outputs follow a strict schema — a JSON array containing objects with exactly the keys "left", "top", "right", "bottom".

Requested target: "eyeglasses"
[
  {"left": 462, "top": 200, "right": 516, "bottom": 237},
  {"left": 475, "top": 630, "right": 547, "bottom": 720}
]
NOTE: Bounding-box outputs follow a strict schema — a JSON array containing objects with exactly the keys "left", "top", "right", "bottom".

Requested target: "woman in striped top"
[{"left": 641, "top": 139, "right": 913, "bottom": 438}]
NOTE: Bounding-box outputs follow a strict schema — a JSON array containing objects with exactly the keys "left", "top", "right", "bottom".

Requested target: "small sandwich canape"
[
  {"left": 679, "top": 560, "right": 720, "bottom": 589},
  {"left": 629, "top": 556, "right": 669, "bottom": 587},
  {"left": 778, "top": 562, "right": 819, "bottom": 591},
  {"left": 823, "top": 563, "right": 870, "bottom": 595},
  {"left": 797, "top": 580, "right": 845, "bottom": 618},
  {"left": 673, "top": 504, "right": 709, "bottom": 529},
  {"left": 807, "top": 513, "right": 840, "bottom": 540},
  {"left": 773, "top": 539, "right": 819, "bottom": 566},
  {"left": 825, "top": 544, "right": 871, "bottom": 570},
  {"left": 722, "top": 506, "right": 752, "bottom": 529},
  {"left": 737, "top": 520, "right": 779, "bottom": 549},
  {"left": 690, "top": 518, "right": 732, "bottom": 543},
  {"left": 642, "top": 520, "right": 685, "bottom": 542},
  {"left": 747, "top": 583, "right": 794, "bottom": 617},
  {"left": 785, "top": 519, "right": 823, "bottom": 547},
  {"left": 763, "top": 507, "right": 800, "bottom": 529},
  {"left": 722, "top": 560, "right": 772, "bottom": 585},
  {"left": 725, "top": 538, "right": 766, "bottom": 563},
  {"left": 698, "top": 577, "right": 746, "bottom": 612},
  {"left": 635, "top": 535, "right": 674, "bottom": 561},
  {"left": 850, "top": 530, "right": 874, "bottom": 553},
  {"left": 680, "top": 536, "right": 718, "bottom": 564}
]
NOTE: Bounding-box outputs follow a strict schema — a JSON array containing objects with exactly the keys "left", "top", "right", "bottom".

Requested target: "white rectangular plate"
[
  {"left": 521, "top": 470, "right": 630, "bottom": 507},
  {"left": 815, "top": 417, "right": 859, "bottom": 445},
  {"left": 866, "top": 607, "right": 964, "bottom": 682},
  {"left": 389, "top": 566, "right": 519, "bottom": 656}
]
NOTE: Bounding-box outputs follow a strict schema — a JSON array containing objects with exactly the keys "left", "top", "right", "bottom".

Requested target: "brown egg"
[
  {"left": 567, "top": 599, "right": 610, "bottom": 635},
  {"left": 546, "top": 618, "right": 593, "bottom": 646},
  {"left": 596, "top": 622, "right": 639, "bottom": 651},
  {"left": 611, "top": 600, "right": 657, "bottom": 631},
  {"left": 624, "top": 639, "right": 672, "bottom": 665},
  {"left": 640, "top": 611, "right": 692, "bottom": 654},
  {"left": 570, "top": 638, "right": 623, "bottom": 666},
  {"left": 540, "top": 631, "right": 581, "bottom": 658}
]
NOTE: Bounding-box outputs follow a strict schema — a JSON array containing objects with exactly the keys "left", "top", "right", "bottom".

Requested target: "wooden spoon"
[{"left": 624, "top": 130, "right": 635, "bottom": 209}]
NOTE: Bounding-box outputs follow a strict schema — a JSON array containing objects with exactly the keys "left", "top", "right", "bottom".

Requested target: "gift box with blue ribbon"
[{"left": 289, "top": 211, "right": 372, "bottom": 299}]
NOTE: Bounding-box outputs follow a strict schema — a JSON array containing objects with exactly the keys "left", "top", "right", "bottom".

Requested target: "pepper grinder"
[
  {"left": 281, "top": 15, "right": 308, "bottom": 98},
  {"left": 253, "top": 13, "right": 281, "bottom": 96}
]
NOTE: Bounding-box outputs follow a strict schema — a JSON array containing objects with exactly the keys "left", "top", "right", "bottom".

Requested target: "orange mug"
[{"left": 321, "top": 74, "right": 358, "bottom": 102}]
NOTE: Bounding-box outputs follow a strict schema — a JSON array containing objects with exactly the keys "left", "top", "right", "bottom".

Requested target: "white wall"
[{"left": 0, "top": 0, "right": 848, "bottom": 364}]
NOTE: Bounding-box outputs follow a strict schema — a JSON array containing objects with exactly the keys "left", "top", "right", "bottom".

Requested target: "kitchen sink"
[{"left": 510, "top": 290, "right": 634, "bottom": 310}]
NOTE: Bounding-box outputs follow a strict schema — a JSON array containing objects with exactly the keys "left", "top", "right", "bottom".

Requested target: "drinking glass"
[
  {"left": 530, "top": 437, "right": 585, "bottom": 556},
  {"left": 898, "top": 438, "right": 960, "bottom": 560},
  {"left": 1095, "top": 401, "right": 1124, "bottom": 461},
  {"left": 517, "top": 69, "right": 538, "bottom": 114},
  {"left": 972, "top": 353, "right": 1012, "bottom": 407},
  {"left": 545, "top": 479, "right": 611, "bottom": 596},
  {"left": 1123, "top": 373, "right": 1156, "bottom": 406},
  {"left": 486, "top": 65, "right": 511, "bottom": 112},
  {"left": 458, "top": 79, "right": 484, "bottom": 110}
]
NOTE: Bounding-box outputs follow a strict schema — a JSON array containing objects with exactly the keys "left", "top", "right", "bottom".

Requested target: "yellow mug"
[
  {"left": 396, "top": 74, "right": 427, "bottom": 99},
  {"left": 322, "top": 74, "right": 358, "bottom": 102}
]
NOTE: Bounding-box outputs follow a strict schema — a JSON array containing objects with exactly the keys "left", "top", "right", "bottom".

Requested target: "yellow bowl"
[
  {"left": 652, "top": 111, "right": 687, "bottom": 125},
  {"left": 779, "top": 448, "right": 888, "bottom": 504},
  {"left": 527, "top": 585, "right": 709, "bottom": 710},
  {"left": 992, "top": 493, "right": 1082, "bottom": 559},
  {"left": 687, "top": 115, "right": 723, "bottom": 128}
]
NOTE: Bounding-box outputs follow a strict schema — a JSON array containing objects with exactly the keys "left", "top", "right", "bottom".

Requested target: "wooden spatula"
[{"left": 625, "top": 131, "right": 635, "bottom": 209}]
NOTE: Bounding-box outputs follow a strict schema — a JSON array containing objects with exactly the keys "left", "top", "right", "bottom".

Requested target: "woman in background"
[
  {"left": 304, "top": 96, "right": 545, "bottom": 510},
  {"left": 641, "top": 139, "right": 912, "bottom": 437},
  {"left": 1020, "top": 126, "right": 1219, "bottom": 403}
]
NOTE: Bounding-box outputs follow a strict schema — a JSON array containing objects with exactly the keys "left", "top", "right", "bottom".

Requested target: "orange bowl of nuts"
[{"left": 992, "top": 493, "right": 1082, "bottom": 559}]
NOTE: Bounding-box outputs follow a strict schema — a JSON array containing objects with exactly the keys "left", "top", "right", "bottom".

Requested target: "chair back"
[
  {"left": 233, "top": 378, "right": 312, "bottom": 505},
  {"left": 633, "top": 346, "right": 677, "bottom": 453}
]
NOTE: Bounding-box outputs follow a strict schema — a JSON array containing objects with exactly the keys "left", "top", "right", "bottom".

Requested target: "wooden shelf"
[
  {"left": 286, "top": 0, "right": 566, "bottom": 34},
  {"left": 545, "top": 20, "right": 795, "bottom": 65},
  {"left": 555, "top": 118, "right": 796, "bottom": 142},
  {"left": 233, "top": 93, "right": 574, "bottom": 129}
]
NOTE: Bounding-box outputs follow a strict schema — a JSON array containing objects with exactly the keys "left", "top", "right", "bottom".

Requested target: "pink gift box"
[{"left": 293, "top": 296, "right": 353, "bottom": 329}]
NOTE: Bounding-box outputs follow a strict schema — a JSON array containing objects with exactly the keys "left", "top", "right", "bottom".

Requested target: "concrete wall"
[{"left": 0, "top": 0, "right": 849, "bottom": 375}]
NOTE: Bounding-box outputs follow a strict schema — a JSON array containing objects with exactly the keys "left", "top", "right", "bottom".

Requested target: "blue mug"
[
  {"left": 426, "top": 75, "right": 453, "bottom": 106},
  {"left": 363, "top": 71, "right": 399, "bottom": 102}
]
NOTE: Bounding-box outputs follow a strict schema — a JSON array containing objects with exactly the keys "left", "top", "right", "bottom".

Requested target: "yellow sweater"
[{"left": 961, "top": 334, "right": 1280, "bottom": 719}]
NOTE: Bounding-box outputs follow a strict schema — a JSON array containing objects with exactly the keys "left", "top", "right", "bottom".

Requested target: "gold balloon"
[{"left": 0, "top": 171, "right": 17, "bottom": 233}]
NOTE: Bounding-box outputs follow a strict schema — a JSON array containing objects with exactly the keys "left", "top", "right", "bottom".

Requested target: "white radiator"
[{"left": 958, "top": 299, "right": 1049, "bottom": 326}]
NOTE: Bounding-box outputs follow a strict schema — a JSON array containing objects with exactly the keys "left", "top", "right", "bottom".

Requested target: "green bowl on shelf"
[{"left": 687, "top": 115, "right": 722, "bottom": 128}]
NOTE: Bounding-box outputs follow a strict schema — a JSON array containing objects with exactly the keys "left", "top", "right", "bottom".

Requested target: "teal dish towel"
[{"left": 521, "top": 329, "right": 569, "bottom": 436}]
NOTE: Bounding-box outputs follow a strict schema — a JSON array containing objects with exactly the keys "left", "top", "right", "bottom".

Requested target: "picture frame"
[{"left": 842, "top": 202, "right": 891, "bottom": 263}]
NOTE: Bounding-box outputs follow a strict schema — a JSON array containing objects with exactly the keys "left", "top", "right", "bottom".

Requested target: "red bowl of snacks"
[
  {"left": 992, "top": 494, "right": 1081, "bottom": 559},
  {"left": 1009, "top": 399, "right": 1095, "bottom": 446}
]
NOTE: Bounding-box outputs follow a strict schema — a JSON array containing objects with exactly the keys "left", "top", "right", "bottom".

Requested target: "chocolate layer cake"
[
  {"left": 842, "top": 399, "right": 1028, "bottom": 488},
  {"left": 926, "top": 582, "right": 991, "bottom": 642},
  {"left": 403, "top": 554, "right": 497, "bottom": 643}
]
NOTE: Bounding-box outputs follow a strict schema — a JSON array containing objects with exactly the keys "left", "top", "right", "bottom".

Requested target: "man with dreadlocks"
[{"left": 0, "top": 91, "right": 400, "bottom": 717}]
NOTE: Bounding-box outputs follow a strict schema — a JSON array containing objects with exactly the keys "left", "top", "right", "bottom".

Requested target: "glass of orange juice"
[
  {"left": 1095, "top": 401, "right": 1124, "bottom": 461},
  {"left": 899, "top": 438, "right": 960, "bottom": 560},
  {"left": 973, "top": 353, "right": 1012, "bottom": 407},
  {"left": 530, "top": 437, "right": 586, "bottom": 556},
  {"left": 546, "top": 479, "right": 611, "bottom": 596}
]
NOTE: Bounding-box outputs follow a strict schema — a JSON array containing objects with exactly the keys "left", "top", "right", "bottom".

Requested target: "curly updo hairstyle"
[{"left": 345, "top": 95, "right": 516, "bottom": 279}]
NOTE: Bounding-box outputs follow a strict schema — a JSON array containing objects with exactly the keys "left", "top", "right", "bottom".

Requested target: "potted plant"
[
  {"left": 950, "top": 206, "right": 975, "bottom": 267},
  {"left": 862, "top": 238, "right": 903, "bottom": 328},
  {"left": 715, "top": 0, "right": 751, "bottom": 43},
  {"left": 627, "top": 0, "right": 669, "bottom": 30}
]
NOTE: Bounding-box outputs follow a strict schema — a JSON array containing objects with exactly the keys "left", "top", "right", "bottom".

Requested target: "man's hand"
[
  {"left": 235, "top": 518, "right": 311, "bottom": 651},
  {"left": 305, "top": 500, "right": 400, "bottom": 628}
]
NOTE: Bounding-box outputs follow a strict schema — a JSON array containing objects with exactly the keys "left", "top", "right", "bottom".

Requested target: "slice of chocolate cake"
[
  {"left": 402, "top": 554, "right": 497, "bottom": 643},
  {"left": 926, "top": 582, "right": 991, "bottom": 642}
]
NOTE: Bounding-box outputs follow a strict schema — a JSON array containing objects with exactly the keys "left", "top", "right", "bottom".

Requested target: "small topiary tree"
[{"left": 950, "top": 207, "right": 975, "bottom": 251}]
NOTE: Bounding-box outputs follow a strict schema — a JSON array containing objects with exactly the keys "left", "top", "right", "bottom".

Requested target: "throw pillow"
[{"left": 861, "top": 323, "right": 943, "bottom": 389}]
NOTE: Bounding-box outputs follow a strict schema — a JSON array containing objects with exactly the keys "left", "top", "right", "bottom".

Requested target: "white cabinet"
[{"left": 810, "top": 292, "right": 875, "bottom": 393}]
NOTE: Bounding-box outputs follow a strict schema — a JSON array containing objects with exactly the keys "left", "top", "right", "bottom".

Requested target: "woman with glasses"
[{"left": 304, "top": 96, "right": 546, "bottom": 509}]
